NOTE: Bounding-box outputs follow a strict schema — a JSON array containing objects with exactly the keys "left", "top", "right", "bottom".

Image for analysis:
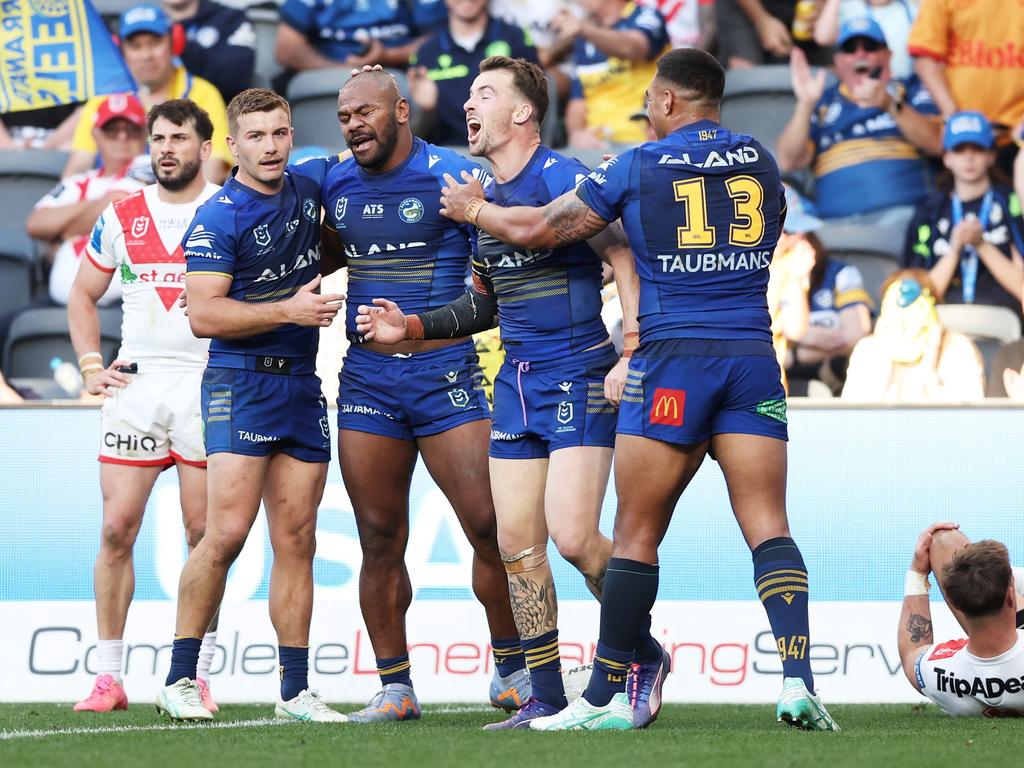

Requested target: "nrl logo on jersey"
[
  {"left": 335, "top": 197, "right": 348, "bottom": 220},
  {"left": 302, "top": 197, "right": 318, "bottom": 222},
  {"left": 253, "top": 224, "right": 272, "bottom": 247},
  {"left": 131, "top": 216, "right": 150, "bottom": 238}
]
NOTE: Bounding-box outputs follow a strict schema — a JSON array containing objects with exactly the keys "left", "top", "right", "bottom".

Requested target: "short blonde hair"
[{"left": 227, "top": 88, "right": 291, "bottom": 136}]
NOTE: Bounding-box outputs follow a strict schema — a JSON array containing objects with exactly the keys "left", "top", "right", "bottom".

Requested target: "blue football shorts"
[
  {"left": 337, "top": 339, "right": 490, "bottom": 440},
  {"left": 489, "top": 344, "right": 619, "bottom": 459},
  {"left": 201, "top": 358, "right": 331, "bottom": 463},
  {"left": 617, "top": 338, "right": 788, "bottom": 446}
]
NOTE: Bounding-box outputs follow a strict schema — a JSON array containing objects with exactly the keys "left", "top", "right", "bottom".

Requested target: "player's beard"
[
  {"left": 154, "top": 156, "right": 202, "bottom": 192},
  {"left": 349, "top": 117, "right": 398, "bottom": 171}
]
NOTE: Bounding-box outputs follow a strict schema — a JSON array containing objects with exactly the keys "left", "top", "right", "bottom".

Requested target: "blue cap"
[
  {"left": 837, "top": 17, "right": 887, "bottom": 48},
  {"left": 119, "top": 4, "right": 171, "bottom": 39},
  {"left": 943, "top": 110, "right": 995, "bottom": 151},
  {"left": 783, "top": 184, "right": 823, "bottom": 234}
]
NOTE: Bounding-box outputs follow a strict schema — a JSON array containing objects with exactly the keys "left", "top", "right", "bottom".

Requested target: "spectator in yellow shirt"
[{"left": 63, "top": 4, "right": 229, "bottom": 183}]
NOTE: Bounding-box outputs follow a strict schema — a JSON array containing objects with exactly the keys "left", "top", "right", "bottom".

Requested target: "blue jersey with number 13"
[{"left": 576, "top": 119, "right": 785, "bottom": 345}]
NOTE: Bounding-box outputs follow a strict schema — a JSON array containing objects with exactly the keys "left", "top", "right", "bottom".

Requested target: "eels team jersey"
[
  {"left": 183, "top": 156, "right": 342, "bottom": 368},
  {"left": 87, "top": 182, "right": 220, "bottom": 370},
  {"left": 323, "top": 138, "right": 489, "bottom": 338},
  {"left": 477, "top": 145, "right": 608, "bottom": 362},
  {"left": 576, "top": 119, "right": 785, "bottom": 345}
]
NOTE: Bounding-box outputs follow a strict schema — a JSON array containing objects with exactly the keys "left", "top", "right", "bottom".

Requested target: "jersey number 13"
[{"left": 672, "top": 175, "right": 765, "bottom": 249}]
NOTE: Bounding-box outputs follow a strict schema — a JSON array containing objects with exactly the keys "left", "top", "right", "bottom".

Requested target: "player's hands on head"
[
  {"left": 911, "top": 522, "right": 960, "bottom": 575},
  {"left": 85, "top": 358, "right": 133, "bottom": 397},
  {"left": 604, "top": 356, "right": 629, "bottom": 406},
  {"left": 439, "top": 171, "right": 485, "bottom": 223},
  {"left": 789, "top": 48, "right": 826, "bottom": 106},
  {"left": 348, "top": 63, "right": 384, "bottom": 78},
  {"left": 285, "top": 274, "right": 346, "bottom": 327},
  {"left": 354, "top": 298, "right": 407, "bottom": 344}
]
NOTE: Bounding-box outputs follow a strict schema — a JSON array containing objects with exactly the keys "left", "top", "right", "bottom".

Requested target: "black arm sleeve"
[{"left": 418, "top": 261, "right": 499, "bottom": 338}]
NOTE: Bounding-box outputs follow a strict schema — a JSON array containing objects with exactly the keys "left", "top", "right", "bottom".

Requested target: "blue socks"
[
  {"left": 490, "top": 636, "right": 526, "bottom": 677},
  {"left": 279, "top": 645, "right": 309, "bottom": 701},
  {"left": 166, "top": 636, "right": 201, "bottom": 686},
  {"left": 752, "top": 537, "right": 814, "bottom": 693},
  {"left": 376, "top": 653, "right": 413, "bottom": 687},
  {"left": 522, "top": 629, "right": 567, "bottom": 708}
]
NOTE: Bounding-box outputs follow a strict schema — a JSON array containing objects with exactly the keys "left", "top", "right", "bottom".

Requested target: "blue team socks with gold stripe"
[
  {"left": 490, "top": 636, "right": 526, "bottom": 677},
  {"left": 752, "top": 537, "right": 814, "bottom": 692},
  {"left": 522, "top": 630, "right": 567, "bottom": 708},
  {"left": 376, "top": 653, "right": 413, "bottom": 687},
  {"left": 584, "top": 557, "right": 661, "bottom": 706},
  {"left": 279, "top": 645, "right": 309, "bottom": 701}
]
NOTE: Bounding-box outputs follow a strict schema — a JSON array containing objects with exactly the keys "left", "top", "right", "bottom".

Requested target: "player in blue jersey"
[
  {"left": 319, "top": 68, "right": 527, "bottom": 722},
  {"left": 355, "top": 56, "right": 675, "bottom": 730},
  {"left": 157, "top": 89, "right": 347, "bottom": 723},
  {"left": 439, "top": 48, "right": 840, "bottom": 732}
]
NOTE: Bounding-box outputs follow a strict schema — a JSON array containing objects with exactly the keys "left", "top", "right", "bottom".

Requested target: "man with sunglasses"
[{"left": 777, "top": 17, "right": 943, "bottom": 228}]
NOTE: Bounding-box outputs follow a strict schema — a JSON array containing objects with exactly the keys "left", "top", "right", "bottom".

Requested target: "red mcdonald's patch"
[{"left": 650, "top": 388, "right": 685, "bottom": 426}]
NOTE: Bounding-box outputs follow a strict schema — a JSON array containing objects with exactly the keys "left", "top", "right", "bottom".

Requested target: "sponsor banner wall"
[
  {"left": 1, "top": 600, "right": 967, "bottom": 703},
  {"left": 1, "top": 406, "right": 1022, "bottom": 702}
]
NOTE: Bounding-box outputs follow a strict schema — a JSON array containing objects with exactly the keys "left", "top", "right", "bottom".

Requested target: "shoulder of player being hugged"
[
  {"left": 541, "top": 149, "right": 591, "bottom": 196},
  {"left": 183, "top": 195, "right": 237, "bottom": 265},
  {"left": 424, "top": 142, "right": 492, "bottom": 187}
]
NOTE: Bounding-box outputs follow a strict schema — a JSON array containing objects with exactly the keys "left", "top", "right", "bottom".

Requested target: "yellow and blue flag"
[{"left": 0, "top": 0, "right": 135, "bottom": 113}]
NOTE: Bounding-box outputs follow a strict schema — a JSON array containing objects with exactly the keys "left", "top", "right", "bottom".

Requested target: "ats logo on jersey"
[
  {"left": 253, "top": 224, "right": 272, "bottom": 247},
  {"left": 131, "top": 216, "right": 150, "bottom": 239},
  {"left": 399, "top": 197, "right": 424, "bottom": 223},
  {"left": 363, "top": 204, "right": 384, "bottom": 219},
  {"left": 650, "top": 388, "right": 685, "bottom": 427}
]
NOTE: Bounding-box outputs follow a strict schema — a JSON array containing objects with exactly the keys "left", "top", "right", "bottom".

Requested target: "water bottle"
[{"left": 50, "top": 357, "right": 82, "bottom": 397}]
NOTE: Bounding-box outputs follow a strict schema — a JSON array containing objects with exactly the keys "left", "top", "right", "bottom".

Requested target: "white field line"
[{"left": 0, "top": 706, "right": 494, "bottom": 740}]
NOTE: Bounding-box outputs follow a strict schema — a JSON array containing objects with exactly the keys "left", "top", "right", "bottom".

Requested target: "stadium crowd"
[{"left": 2, "top": 0, "right": 1023, "bottom": 402}]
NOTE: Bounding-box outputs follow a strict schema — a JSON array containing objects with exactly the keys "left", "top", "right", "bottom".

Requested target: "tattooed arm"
[
  {"left": 896, "top": 523, "right": 958, "bottom": 691},
  {"left": 898, "top": 594, "right": 933, "bottom": 691},
  {"left": 439, "top": 170, "right": 611, "bottom": 251}
]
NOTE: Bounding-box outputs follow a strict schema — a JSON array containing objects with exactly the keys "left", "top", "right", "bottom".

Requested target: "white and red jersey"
[
  {"left": 639, "top": 0, "right": 712, "bottom": 49},
  {"left": 86, "top": 183, "right": 219, "bottom": 372},
  {"left": 915, "top": 632, "right": 1024, "bottom": 718},
  {"left": 915, "top": 569, "right": 1024, "bottom": 718},
  {"left": 34, "top": 166, "right": 146, "bottom": 306}
]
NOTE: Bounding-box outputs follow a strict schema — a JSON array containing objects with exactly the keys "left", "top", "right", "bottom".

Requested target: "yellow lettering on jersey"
[
  {"left": 699, "top": 130, "right": 718, "bottom": 141},
  {"left": 725, "top": 175, "right": 765, "bottom": 246},
  {"left": 673, "top": 177, "right": 716, "bottom": 248}
]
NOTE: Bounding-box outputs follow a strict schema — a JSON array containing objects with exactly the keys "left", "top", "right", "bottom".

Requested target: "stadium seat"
[
  {"left": 288, "top": 68, "right": 410, "bottom": 150},
  {"left": 0, "top": 229, "right": 40, "bottom": 314},
  {"left": 2, "top": 306, "right": 122, "bottom": 381},
  {"left": 816, "top": 223, "right": 905, "bottom": 307},
  {"left": 721, "top": 65, "right": 834, "bottom": 152},
  {"left": 0, "top": 150, "right": 67, "bottom": 231},
  {"left": 936, "top": 304, "right": 1023, "bottom": 374},
  {"left": 249, "top": 7, "right": 284, "bottom": 90}
]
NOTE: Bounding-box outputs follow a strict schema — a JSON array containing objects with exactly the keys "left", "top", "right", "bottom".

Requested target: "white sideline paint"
[{"left": 0, "top": 706, "right": 494, "bottom": 741}]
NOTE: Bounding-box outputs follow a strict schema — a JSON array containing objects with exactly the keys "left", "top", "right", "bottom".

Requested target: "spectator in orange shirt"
[{"left": 908, "top": 0, "right": 1024, "bottom": 170}]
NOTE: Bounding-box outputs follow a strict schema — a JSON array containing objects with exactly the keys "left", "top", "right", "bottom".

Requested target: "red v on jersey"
[{"left": 113, "top": 191, "right": 186, "bottom": 312}]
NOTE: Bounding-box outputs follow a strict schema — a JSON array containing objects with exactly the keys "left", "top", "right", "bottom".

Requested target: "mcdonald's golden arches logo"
[{"left": 649, "top": 387, "right": 685, "bottom": 426}]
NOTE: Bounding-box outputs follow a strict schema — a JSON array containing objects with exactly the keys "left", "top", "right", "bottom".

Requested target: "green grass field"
[{"left": 1, "top": 702, "right": 1019, "bottom": 767}]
